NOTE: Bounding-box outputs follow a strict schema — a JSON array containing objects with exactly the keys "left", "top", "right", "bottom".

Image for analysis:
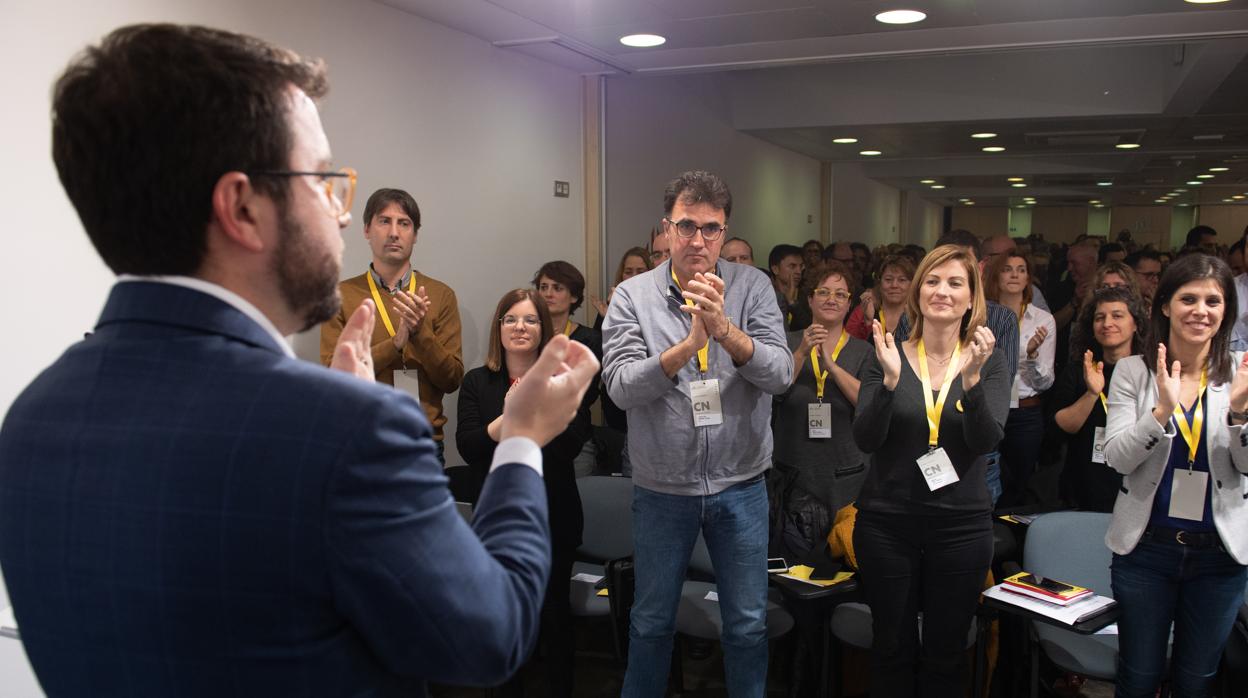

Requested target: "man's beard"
[{"left": 273, "top": 208, "right": 341, "bottom": 333}]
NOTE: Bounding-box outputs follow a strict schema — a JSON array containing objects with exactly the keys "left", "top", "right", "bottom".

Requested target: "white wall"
[
  {"left": 603, "top": 73, "right": 822, "bottom": 277},
  {"left": 0, "top": 1, "right": 584, "bottom": 692},
  {"left": 829, "top": 163, "right": 902, "bottom": 248}
]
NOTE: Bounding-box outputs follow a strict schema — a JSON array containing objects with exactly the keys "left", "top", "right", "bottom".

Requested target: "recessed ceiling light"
[
  {"left": 1097, "top": 181, "right": 1113, "bottom": 186},
  {"left": 931, "top": 184, "right": 946, "bottom": 189},
  {"left": 1011, "top": 183, "right": 1027, "bottom": 188},
  {"left": 1093, "top": 204, "right": 1105, "bottom": 208},
  {"left": 1014, "top": 205, "right": 1026, "bottom": 209},
  {"left": 972, "top": 132, "right": 998, "bottom": 139},
  {"left": 860, "top": 150, "right": 882, "bottom": 156},
  {"left": 1007, "top": 177, "right": 1024, "bottom": 182},
  {"left": 1187, "top": 180, "right": 1203, "bottom": 185},
  {"left": 920, "top": 179, "right": 936, "bottom": 184},
  {"left": 833, "top": 137, "right": 858, "bottom": 144},
  {"left": 1234, "top": 195, "right": 1246, "bottom": 200},
  {"left": 958, "top": 198, "right": 970, "bottom": 202},
  {"left": 982, "top": 146, "right": 1006, "bottom": 152},
  {"left": 1224, "top": 198, "right": 1236, "bottom": 202},
  {"left": 1210, "top": 167, "right": 1230, "bottom": 172},
  {"left": 1156, "top": 199, "right": 1169, "bottom": 204},
  {"left": 1193, "top": 134, "right": 1224, "bottom": 141},
  {"left": 1178, "top": 203, "right": 1190, "bottom": 207},
  {"left": 875, "top": 10, "right": 927, "bottom": 24},
  {"left": 964, "top": 201, "right": 975, "bottom": 205},
  {"left": 1197, "top": 174, "right": 1215, "bottom": 179},
  {"left": 1185, "top": 0, "right": 1230, "bottom": 4},
  {"left": 1116, "top": 143, "right": 1141, "bottom": 150},
  {"left": 1089, "top": 200, "right": 1101, "bottom": 204},
  {"left": 1176, "top": 188, "right": 1188, "bottom": 193},
  {"left": 619, "top": 33, "right": 666, "bottom": 48}
]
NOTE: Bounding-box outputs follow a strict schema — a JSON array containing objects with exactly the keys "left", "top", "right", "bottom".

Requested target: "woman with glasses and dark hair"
[
  {"left": 774, "top": 262, "right": 871, "bottom": 516},
  {"left": 852, "top": 245, "right": 1010, "bottom": 697},
  {"left": 983, "top": 251, "right": 1056, "bottom": 506},
  {"left": 1053, "top": 286, "right": 1148, "bottom": 512},
  {"left": 1103, "top": 254, "right": 1248, "bottom": 697},
  {"left": 846, "top": 254, "right": 915, "bottom": 342},
  {"left": 456, "top": 288, "right": 591, "bottom": 697}
]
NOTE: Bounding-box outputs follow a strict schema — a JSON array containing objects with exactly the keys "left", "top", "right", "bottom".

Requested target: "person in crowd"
[
  {"left": 1232, "top": 227, "right": 1248, "bottom": 352},
  {"left": 902, "top": 244, "right": 927, "bottom": 267},
  {"left": 846, "top": 254, "right": 914, "bottom": 341},
  {"left": 802, "top": 239, "right": 824, "bottom": 269},
  {"left": 534, "top": 260, "right": 600, "bottom": 354},
  {"left": 591, "top": 246, "right": 651, "bottom": 321},
  {"left": 0, "top": 23, "right": 601, "bottom": 695},
  {"left": 1050, "top": 242, "right": 1099, "bottom": 331},
  {"left": 722, "top": 236, "right": 756, "bottom": 266},
  {"left": 321, "top": 187, "right": 464, "bottom": 461},
  {"left": 892, "top": 230, "right": 1019, "bottom": 506},
  {"left": 1227, "top": 238, "right": 1245, "bottom": 277},
  {"left": 774, "top": 262, "right": 871, "bottom": 515},
  {"left": 1103, "top": 253, "right": 1248, "bottom": 698},
  {"left": 1185, "top": 224, "right": 1219, "bottom": 252},
  {"left": 1053, "top": 286, "right": 1147, "bottom": 511},
  {"left": 981, "top": 234, "right": 1050, "bottom": 310},
  {"left": 1099, "top": 242, "right": 1127, "bottom": 265},
  {"left": 853, "top": 244, "right": 1009, "bottom": 697},
  {"left": 650, "top": 225, "right": 670, "bottom": 265},
  {"left": 603, "top": 170, "right": 791, "bottom": 696},
  {"left": 851, "top": 242, "right": 874, "bottom": 288},
  {"left": 770, "top": 243, "right": 805, "bottom": 329},
  {"left": 591, "top": 247, "right": 653, "bottom": 472},
  {"left": 1125, "top": 249, "right": 1163, "bottom": 308},
  {"left": 1092, "top": 260, "right": 1141, "bottom": 300},
  {"left": 457, "top": 288, "right": 592, "bottom": 697},
  {"left": 984, "top": 252, "right": 1056, "bottom": 506}
]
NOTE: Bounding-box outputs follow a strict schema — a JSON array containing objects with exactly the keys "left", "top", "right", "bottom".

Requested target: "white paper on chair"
[
  {"left": 704, "top": 591, "right": 719, "bottom": 602},
  {"left": 984, "top": 584, "right": 1116, "bottom": 625},
  {"left": 571, "top": 573, "right": 604, "bottom": 584},
  {"left": 0, "top": 606, "right": 18, "bottom": 639},
  {"left": 1094, "top": 623, "right": 1118, "bottom": 635}
]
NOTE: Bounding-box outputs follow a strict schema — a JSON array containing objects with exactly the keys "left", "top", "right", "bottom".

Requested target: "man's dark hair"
[
  {"left": 1186, "top": 225, "right": 1218, "bottom": 247},
  {"left": 532, "top": 260, "right": 586, "bottom": 314},
  {"left": 724, "top": 236, "right": 753, "bottom": 255},
  {"left": 52, "top": 23, "right": 328, "bottom": 275},
  {"left": 1098, "top": 242, "right": 1125, "bottom": 264},
  {"left": 1230, "top": 238, "right": 1245, "bottom": 256},
  {"left": 663, "top": 170, "right": 732, "bottom": 219},
  {"left": 936, "top": 229, "right": 982, "bottom": 261},
  {"left": 1124, "top": 248, "right": 1162, "bottom": 269},
  {"left": 768, "top": 244, "right": 803, "bottom": 270},
  {"left": 363, "top": 189, "right": 420, "bottom": 230}
]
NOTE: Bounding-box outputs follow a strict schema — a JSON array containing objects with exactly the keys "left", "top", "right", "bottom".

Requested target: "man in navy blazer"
[{"left": 0, "top": 24, "right": 598, "bottom": 697}]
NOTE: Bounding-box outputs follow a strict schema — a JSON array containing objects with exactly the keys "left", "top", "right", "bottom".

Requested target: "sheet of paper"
[{"left": 571, "top": 573, "right": 604, "bottom": 584}]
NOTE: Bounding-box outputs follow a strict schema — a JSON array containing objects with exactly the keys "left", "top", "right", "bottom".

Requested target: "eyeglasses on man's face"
[
  {"left": 501, "top": 315, "right": 541, "bottom": 328},
  {"left": 247, "top": 167, "right": 357, "bottom": 219},
  {"left": 813, "top": 288, "right": 852, "bottom": 302},
  {"left": 664, "top": 217, "right": 726, "bottom": 242}
]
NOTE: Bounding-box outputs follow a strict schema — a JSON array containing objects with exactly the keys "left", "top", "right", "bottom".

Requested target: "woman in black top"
[
  {"left": 457, "top": 289, "right": 591, "bottom": 697},
  {"left": 852, "top": 244, "right": 1010, "bottom": 697},
  {"left": 1053, "top": 286, "right": 1147, "bottom": 511}
]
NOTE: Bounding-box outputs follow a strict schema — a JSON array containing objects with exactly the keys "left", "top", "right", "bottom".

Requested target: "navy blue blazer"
[{"left": 0, "top": 281, "right": 550, "bottom": 697}]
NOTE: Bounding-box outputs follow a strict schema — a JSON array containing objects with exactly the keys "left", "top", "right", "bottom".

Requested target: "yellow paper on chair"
[{"left": 777, "top": 566, "right": 855, "bottom": 587}]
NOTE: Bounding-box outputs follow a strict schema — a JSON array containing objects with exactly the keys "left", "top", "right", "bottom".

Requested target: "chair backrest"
[
  {"left": 1023, "top": 511, "right": 1114, "bottom": 598},
  {"left": 577, "top": 475, "right": 634, "bottom": 561}
]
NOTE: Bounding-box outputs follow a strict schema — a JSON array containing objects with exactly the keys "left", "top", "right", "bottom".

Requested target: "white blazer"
[{"left": 1102, "top": 353, "right": 1248, "bottom": 564}]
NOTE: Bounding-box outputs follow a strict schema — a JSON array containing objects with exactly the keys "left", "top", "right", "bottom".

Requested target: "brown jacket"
[{"left": 320, "top": 270, "right": 464, "bottom": 440}]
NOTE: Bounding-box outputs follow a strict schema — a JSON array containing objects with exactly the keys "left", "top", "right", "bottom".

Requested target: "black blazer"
[{"left": 457, "top": 364, "right": 591, "bottom": 552}]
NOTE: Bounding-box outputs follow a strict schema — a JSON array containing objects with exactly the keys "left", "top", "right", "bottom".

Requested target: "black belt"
[{"left": 1142, "top": 525, "right": 1223, "bottom": 550}]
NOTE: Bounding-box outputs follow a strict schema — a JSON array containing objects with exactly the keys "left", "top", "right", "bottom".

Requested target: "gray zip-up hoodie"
[{"left": 602, "top": 260, "right": 793, "bottom": 496}]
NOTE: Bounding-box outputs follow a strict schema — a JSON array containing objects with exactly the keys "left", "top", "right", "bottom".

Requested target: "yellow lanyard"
[
  {"left": 1018, "top": 303, "right": 1027, "bottom": 329},
  {"left": 878, "top": 309, "right": 886, "bottom": 334},
  {"left": 563, "top": 320, "right": 575, "bottom": 337},
  {"left": 672, "top": 269, "right": 709, "bottom": 373},
  {"left": 1173, "top": 367, "right": 1208, "bottom": 467},
  {"left": 917, "top": 338, "right": 963, "bottom": 448},
  {"left": 366, "top": 270, "right": 416, "bottom": 338},
  {"left": 809, "top": 330, "right": 848, "bottom": 401},
  {"left": 1098, "top": 392, "right": 1107, "bottom": 412}
]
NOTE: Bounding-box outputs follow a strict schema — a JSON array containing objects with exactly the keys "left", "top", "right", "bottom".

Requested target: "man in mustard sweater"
[{"left": 321, "top": 188, "right": 464, "bottom": 461}]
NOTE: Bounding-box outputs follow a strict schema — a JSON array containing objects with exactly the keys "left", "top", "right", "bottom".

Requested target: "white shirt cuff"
[{"left": 490, "top": 436, "right": 543, "bottom": 477}]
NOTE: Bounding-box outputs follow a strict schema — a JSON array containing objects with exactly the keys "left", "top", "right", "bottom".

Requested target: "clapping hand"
[
  {"left": 390, "top": 286, "right": 430, "bottom": 349},
  {"left": 680, "top": 272, "right": 729, "bottom": 339},
  {"left": 798, "top": 324, "right": 829, "bottom": 354},
  {"left": 959, "top": 326, "right": 995, "bottom": 389},
  {"left": 1153, "top": 343, "right": 1181, "bottom": 417},
  {"left": 860, "top": 291, "right": 876, "bottom": 321},
  {"left": 502, "top": 335, "right": 600, "bottom": 446},
  {"left": 871, "top": 319, "right": 901, "bottom": 390},
  {"left": 1083, "top": 350, "right": 1105, "bottom": 396},
  {"left": 1232, "top": 353, "right": 1248, "bottom": 416},
  {"left": 331, "top": 299, "right": 376, "bottom": 382},
  {"left": 1026, "top": 325, "right": 1048, "bottom": 359}
]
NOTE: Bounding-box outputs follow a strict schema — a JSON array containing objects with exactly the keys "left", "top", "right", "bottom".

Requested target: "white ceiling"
[{"left": 381, "top": 0, "right": 1248, "bottom": 209}]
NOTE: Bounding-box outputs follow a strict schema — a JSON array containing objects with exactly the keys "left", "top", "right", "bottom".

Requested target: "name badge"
[
  {"left": 690, "top": 379, "right": 723, "bottom": 427},
  {"left": 916, "top": 447, "right": 960, "bottom": 491},
  {"left": 808, "top": 403, "right": 832, "bottom": 439},
  {"left": 1091, "top": 426, "right": 1107, "bottom": 464},
  {"left": 1169, "top": 469, "right": 1208, "bottom": 521},
  {"left": 393, "top": 369, "right": 421, "bottom": 401}
]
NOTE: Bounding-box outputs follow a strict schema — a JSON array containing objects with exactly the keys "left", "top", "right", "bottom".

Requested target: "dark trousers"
[
  {"left": 498, "top": 544, "right": 575, "bottom": 697},
  {"left": 853, "top": 509, "right": 993, "bottom": 698},
  {"left": 999, "top": 404, "right": 1044, "bottom": 507}
]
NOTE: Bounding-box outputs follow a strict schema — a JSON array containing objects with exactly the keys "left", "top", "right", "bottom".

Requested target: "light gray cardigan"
[{"left": 1103, "top": 353, "right": 1248, "bottom": 564}]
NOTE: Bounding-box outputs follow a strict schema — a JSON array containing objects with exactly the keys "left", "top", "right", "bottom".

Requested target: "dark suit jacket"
[
  {"left": 456, "top": 365, "right": 588, "bottom": 554},
  {"left": 0, "top": 281, "right": 550, "bottom": 697}
]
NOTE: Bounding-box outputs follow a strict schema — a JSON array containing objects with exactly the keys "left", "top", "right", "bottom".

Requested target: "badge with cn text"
[
  {"left": 689, "top": 379, "right": 724, "bottom": 427},
  {"left": 1169, "top": 469, "right": 1208, "bottom": 521},
  {"left": 394, "top": 369, "right": 421, "bottom": 401},
  {"left": 808, "top": 403, "right": 832, "bottom": 439},
  {"left": 1091, "top": 426, "right": 1107, "bottom": 464},
  {"left": 916, "top": 447, "right": 960, "bottom": 491}
]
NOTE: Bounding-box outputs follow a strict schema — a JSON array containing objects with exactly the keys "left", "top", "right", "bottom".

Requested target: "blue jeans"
[
  {"left": 622, "top": 477, "right": 770, "bottom": 697},
  {"left": 985, "top": 451, "right": 1002, "bottom": 508},
  {"left": 1111, "top": 538, "right": 1247, "bottom": 697}
]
